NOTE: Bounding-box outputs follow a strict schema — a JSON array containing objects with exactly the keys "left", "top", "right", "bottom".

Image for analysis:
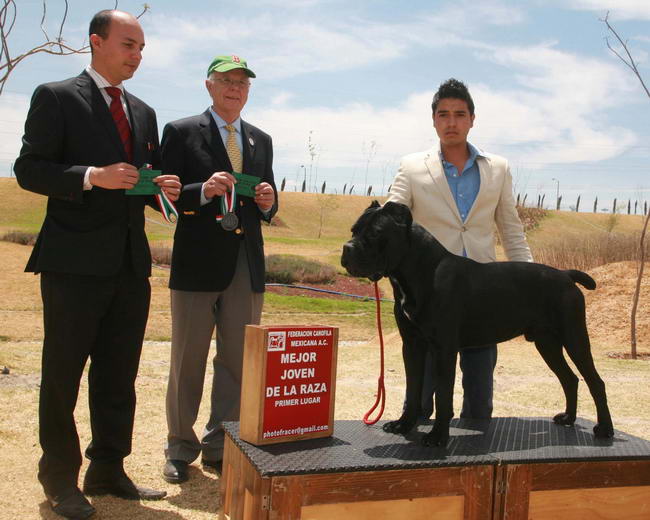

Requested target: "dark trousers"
[
  {"left": 408, "top": 344, "right": 498, "bottom": 420},
  {"left": 38, "top": 267, "right": 150, "bottom": 495}
]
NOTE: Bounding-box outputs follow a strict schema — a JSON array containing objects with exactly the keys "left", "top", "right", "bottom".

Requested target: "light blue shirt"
[{"left": 439, "top": 142, "right": 483, "bottom": 222}]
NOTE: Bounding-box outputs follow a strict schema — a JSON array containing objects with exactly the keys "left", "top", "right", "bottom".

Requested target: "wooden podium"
[{"left": 219, "top": 417, "right": 650, "bottom": 520}]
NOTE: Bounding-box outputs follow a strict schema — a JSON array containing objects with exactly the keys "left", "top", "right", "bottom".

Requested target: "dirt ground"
[
  {"left": 1, "top": 241, "right": 649, "bottom": 518},
  {"left": 582, "top": 261, "right": 650, "bottom": 353}
]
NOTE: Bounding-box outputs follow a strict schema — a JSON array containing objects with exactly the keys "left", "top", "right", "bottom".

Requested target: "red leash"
[{"left": 363, "top": 281, "right": 386, "bottom": 425}]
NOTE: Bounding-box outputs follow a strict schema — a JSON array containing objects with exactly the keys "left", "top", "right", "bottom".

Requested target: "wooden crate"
[
  {"left": 219, "top": 418, "right": 650, "bottom": 520},
  {"left": 495, "top": 460, "right": 650, "bottom": 520},
  {"left": 220, "top": 434, "right": 494, "bottom": 520}
]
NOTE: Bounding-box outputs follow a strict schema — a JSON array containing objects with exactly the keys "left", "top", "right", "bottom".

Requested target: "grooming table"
[{"left": 219, "top": 417, "right": 650, "bottom": 519}]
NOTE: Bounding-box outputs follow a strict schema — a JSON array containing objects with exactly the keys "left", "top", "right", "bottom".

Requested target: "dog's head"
[{"left": 341, "top": 201, "right": 413, "bottom": 281}]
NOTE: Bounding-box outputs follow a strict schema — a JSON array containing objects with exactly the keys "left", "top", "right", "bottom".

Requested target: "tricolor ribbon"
[
  {"left": 216, "top": 183, "right": 236, "bottom": 221},
  {"left": 142, "top": 163, "right": 178, "bottom": 224},
  {"left": 155, "top": 190, "right": 178, "bottom": 223}
]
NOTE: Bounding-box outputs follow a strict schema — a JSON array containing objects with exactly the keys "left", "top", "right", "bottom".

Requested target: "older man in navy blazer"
[
  {"left": 15, "top": 9, "right": 180, "bottom": 519},
  {"left": 161, "top": 55, "right": 277, "bottom": 484}
]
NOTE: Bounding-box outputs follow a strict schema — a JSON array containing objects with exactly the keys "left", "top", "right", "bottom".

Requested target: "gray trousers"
[{"left": 165, "top": 244, "right": 263, "bottom": 462}]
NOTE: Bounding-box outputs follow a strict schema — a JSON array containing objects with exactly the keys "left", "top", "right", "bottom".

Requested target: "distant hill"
[{"left": 1, "top": 177, "right": 646, "bottom": 248}]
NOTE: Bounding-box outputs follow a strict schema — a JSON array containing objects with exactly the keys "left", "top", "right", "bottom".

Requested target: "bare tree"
[
  {"left": 362, "top": 140, "right": 376, "bottom": 194},
  {"left": 316, "top": 194, "right": 339, "bottom": 239},
  {"left": 307, "top": 131, "right": 318, "bottom": 192},
  {"left": 1, "top": 0, "right": 149, "bottom": 95},
  {"left": 602, "top": 12, "right": 650, "bottom": 360}
]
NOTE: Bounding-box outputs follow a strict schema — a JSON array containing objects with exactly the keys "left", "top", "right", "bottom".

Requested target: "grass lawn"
[{"left": 1, "top": 180, "right": 649, "bottom": 518}]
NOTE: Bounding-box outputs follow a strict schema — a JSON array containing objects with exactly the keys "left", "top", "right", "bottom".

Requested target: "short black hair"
[
  {"left": 431, "top": 78, "right": 475, "bottom": 116},
  {"left": 88, "top": 10, "right": 114, "bottom": 53}
]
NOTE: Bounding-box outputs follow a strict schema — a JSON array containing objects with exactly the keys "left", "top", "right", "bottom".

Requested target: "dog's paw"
[
  {"left": 553, "top": 413, "right": 576, "bottom": 426},
  {"left": 382, "top": 418, "right": 415, "bottom": 435},
  {"left": 422, "top": 429, "right": 449, "bottom": 447},
  {"left": 593, "top": 422, "right": 614, "bottom": 438}
]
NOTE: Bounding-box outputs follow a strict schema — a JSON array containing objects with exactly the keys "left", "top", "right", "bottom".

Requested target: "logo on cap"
[{"left": 232, "top": 55, "right": 241, "bottom": 63}]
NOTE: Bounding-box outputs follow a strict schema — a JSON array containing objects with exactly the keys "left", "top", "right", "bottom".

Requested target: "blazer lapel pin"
[{"left": 248, "top": 136, "right": 255, "bottom": 147}]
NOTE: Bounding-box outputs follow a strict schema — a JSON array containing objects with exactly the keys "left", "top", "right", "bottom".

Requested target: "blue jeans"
[{"left": 406, "top": 344, "right": 497, "bottom": 420}]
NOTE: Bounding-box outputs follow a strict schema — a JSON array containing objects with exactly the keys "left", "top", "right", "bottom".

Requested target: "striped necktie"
[
  {"left": 105, "top": 86, "right": 133, "bottom": 163},
  {"left": 225, "top": 124, "right": 243, "bottom": 172}
]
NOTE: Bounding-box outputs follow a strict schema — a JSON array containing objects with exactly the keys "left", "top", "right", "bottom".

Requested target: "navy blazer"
[
  {"left": 161, "top": 109, "right": 277, "bottom": 293},
  {"left": 14, "top": 70, "right": 162, "bottom": 277}
]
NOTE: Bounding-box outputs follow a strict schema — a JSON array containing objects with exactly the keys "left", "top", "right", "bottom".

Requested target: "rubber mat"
[{"left": 223, "top": 417, "right": 650, "bottom": 477}]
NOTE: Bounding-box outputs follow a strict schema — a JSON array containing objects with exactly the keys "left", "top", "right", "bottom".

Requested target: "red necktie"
[{"left": 105, "top": 86, "right": 133, "bottom": 163}]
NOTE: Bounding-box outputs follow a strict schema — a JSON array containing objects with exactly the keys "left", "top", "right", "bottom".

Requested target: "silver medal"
[{"left": 221, "top": 212, "right": 239, "bottom": 231}]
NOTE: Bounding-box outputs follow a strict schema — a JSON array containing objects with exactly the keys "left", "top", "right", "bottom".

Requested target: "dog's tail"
[{"left": 565, "top": 269, "right": 596, "bottom": 290}]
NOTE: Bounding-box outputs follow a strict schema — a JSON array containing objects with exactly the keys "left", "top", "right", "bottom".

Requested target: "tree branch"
[
  {"left": 0, "top": 0, "right": 148, "bottom": 96},
  {"left": 137, "top": 4, "right": 150, "bottom": 19},
  {"left": 601, "top": 11, "right": 650, "bottom": 100},
  {"left": 55, "top": 0, "right": 69, "bottom": 53},
  {"left": 39, "top": 0, "right": 49, "bottom": 42}
]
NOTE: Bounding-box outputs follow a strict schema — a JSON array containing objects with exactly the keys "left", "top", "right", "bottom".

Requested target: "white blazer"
[{"left": 387, "top": 145, "right": 533, "bottom": 264}]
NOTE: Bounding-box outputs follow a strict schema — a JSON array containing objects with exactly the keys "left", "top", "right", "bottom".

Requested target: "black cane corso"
[{"left": 341, "top": 201, "right": 614, "bottom": 447}]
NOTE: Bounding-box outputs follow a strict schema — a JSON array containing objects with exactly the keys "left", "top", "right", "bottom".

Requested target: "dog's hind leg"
[
  {"left": 533, "top": 335, "right": 579, "bottom": 427},
  {"left": 562, "top": 309, "right": 614, "bottom": 438}
]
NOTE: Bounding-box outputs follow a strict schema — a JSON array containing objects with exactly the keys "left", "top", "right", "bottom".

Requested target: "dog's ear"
[
  {"left": 382, "top": 201, "right": 413, "bottom": 227},
  {"left": 370, "top": 200, "right": 381, "bottom": 209}
]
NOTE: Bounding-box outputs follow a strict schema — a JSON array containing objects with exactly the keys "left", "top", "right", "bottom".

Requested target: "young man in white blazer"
[{"left": 387, "top": 78, "right": 533, "bottom": 420}]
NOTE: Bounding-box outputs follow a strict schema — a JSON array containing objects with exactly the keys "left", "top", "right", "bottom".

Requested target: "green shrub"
[
  {"left": 146, "top": 248, "right": 338, "bottom": 285},
  {"left": 150, "top": 245, "right": 172, "bottom": 266},
  {"left": 1, "top": 230, "right": 38, "bottom": 246},
  {"left": 517, "top": 207, "right": 547, "bottom": 233},
  {"left": 265, "top": 254, "right": 336, "bottom": 284}
]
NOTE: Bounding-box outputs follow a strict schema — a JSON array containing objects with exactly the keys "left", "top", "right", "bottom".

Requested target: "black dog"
[{"left": 341, "top": 201, "right": 614, "bottom": 447}]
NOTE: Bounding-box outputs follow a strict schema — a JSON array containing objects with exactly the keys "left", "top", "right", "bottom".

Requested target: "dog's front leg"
[
  {"left": 422, "top": 348, "right": 457, "bottom": 447},
  {"left": 383, "top": 336, "right": 425, "bottom": 435}
]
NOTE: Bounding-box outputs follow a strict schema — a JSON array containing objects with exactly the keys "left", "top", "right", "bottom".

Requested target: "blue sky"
[{"left": 2, "top": 0, "right": 650, "bottom": 211}]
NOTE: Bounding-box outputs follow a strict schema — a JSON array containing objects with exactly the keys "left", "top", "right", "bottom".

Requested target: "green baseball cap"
[{"left": 206, "top": 55, "right": 256, "bottom": 78}]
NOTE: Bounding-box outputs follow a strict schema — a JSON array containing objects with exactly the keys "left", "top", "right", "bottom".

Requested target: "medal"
[
  {"left": 221, "top": 211, "right": 239, "bottom": 231},
  {"left": 216, "top": 182, "right": 239, "bottom": 232}
]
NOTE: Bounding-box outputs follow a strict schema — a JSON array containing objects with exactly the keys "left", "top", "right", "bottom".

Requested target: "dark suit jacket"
[
  {"left": 161, "top": 109, "right": 277, "bottom": 293},
  {"left": 14, "top": 71, "right": 161, "bottom": 278}
]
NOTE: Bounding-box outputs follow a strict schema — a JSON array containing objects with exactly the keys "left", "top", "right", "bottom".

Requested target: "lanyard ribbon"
[
  {"left": 216, "top": 184, "right": 236, "bottom": 221},
  {"left": 155, "top": 190, "right": 178, "bottom": 223},
  {"left": 142, "top": 163, "right": 178, "bottom": 224}
]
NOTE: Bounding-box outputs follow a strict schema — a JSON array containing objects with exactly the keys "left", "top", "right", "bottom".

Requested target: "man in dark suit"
[
  {"left": 161, "top": 55, "right": 277, "bottom": 484},
  {"left": 14, "top": 10, "right": 181, "bottom": 519}
]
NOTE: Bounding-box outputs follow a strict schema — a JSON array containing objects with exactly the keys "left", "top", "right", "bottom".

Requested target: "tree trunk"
[{"left": 630, "top": 209, "right": 650, "bottom": 360}]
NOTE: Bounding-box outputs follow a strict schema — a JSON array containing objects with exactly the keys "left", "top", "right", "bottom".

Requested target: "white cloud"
[
  {"left": 0, "top": 93, "right": 30, "bottom": 173},
  {"left": 470, "top": 42, "right": 638, "bottom": 163},
  {"left": 140, "top": 2, "right": 527, "bottom": 81},
  {"left": 248, "top": 41, "right": 639, "bottom": 184},
  {"left": 271, "top": 91, "right": 294, "bottom": 106},
  {"left": 141, "top": 12, "right": 409, "bottom": 80},
  {"left": 564, "top": 0, "right": 650, "bottom": 19},
  {"left": 142, "top": 35, "right": 187, "bottom": 70},
  {"left": 231, "top": 0, "right": 323, "bottom": 7},
  {"left": 251, "top": 92, "right": 435, "bottom": 171},
  {"left": 432, "top": 0, "right": 526, "bottom": 27}
]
